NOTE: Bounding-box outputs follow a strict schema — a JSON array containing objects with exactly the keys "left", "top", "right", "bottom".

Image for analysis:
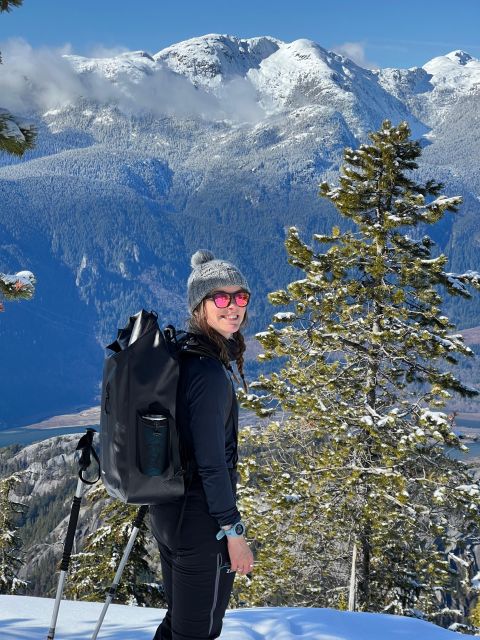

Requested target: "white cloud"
[
  {"left": 0, "top": 38, "right": 266, "bottom": 123},
  {"left": 332, "top": 41, "right": 378, "bottom": 70},
  {"left": 0, "top": 39, "right": 84, "bottom": 113}
]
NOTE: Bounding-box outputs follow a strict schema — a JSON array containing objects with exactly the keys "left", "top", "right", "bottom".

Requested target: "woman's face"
[{"left": 204, "top": 285, "right": 248, "bottom": 339}]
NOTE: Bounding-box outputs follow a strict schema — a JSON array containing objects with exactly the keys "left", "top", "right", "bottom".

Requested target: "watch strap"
[{"left": 216, "top": 521, "right": 245, "bottom": 540}]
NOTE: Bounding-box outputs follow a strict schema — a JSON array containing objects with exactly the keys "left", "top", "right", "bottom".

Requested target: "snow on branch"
[
  {"left": 272, "top": 312, "right": 296, "bottom": 322},
  {"left": 418, "top": 409, "right": 449, "bottom": 429},
  {"left": 425, "top": 195, "right": 462, "bottom": 212},
  {"left": 434, "top": 269, "right": 480, "bottom": 299},
  {"left": 0, "top": 109, "right": 36, "bottom": 155},
  {"left": 0, "top": 270, "right": 36, "bottom": 307}
]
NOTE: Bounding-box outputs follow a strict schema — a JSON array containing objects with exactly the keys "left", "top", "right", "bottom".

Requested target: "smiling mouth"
[{"left": 221, "top": 315, "right": 239, "bottom": 320}]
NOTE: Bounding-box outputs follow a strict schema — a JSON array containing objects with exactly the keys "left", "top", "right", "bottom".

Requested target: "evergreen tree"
[
  {"left": 0, "top": 473, "right": 27, "bottom": 594},
  {"left": 469, "top": 593, "right": 480, "bottom": 631},
  {"left": 1, "top": 0, "right": 36, "bottom": 310},
  {"left": 0, "top": 1, "right": 36, "bottom": 155},
  {"left": 1, "top": 0, "right": 23, "bottom": 12},
  {"left": 66, "top": 486, "right": 165, "bottom": 607},
  {"left": 238, "top": 121, "right": 480, "bottom": 623}
]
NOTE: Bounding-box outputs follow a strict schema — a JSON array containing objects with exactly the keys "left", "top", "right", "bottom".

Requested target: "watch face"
[{"left": 234, "top": 523, "right": 244, "bottom": 535}]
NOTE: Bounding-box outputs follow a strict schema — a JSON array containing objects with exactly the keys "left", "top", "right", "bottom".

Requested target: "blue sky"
[{"left": 1, "top": 0, "right": 479, "bottom": 69}]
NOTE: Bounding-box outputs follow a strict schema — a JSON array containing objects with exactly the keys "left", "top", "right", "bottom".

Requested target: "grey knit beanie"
[{"left": 187, "top": 250, "right": 250, "bottom": 313}]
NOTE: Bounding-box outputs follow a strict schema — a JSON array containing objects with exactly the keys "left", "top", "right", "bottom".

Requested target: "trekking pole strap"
[{"left": 76, "top": 428, "right": 101, "bottom": 485}]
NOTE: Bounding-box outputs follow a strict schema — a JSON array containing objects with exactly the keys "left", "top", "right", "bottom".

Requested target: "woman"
[{"left": 150, "top": 250, "right": 254, "bottom": 640}]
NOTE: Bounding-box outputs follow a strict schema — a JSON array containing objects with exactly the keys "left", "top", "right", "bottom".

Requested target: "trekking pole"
[
  {"left": 47, "top": 428, "right": 100, "bottom": 640},
  {"left": 90, "top": 504, "right": 149, "bottom": 640}
]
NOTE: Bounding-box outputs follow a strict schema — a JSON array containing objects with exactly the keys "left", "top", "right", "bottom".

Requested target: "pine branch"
[
  {"left": 0, "top": 0, "right": 23, "bottom": 12},
  {"left": 0, "top": 111, "right": 37, "bottom": 156}
]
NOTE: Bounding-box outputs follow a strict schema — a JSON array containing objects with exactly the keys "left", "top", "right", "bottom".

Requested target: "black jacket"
[{"left": 177, "top": 333, "right": 241, "bottom": 527}]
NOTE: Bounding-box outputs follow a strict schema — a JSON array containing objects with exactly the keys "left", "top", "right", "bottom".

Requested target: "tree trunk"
[
  {"left": 358, "top": 530, "right": 372, "bottom": 609},
  {"left": 348, "top": 540, "right": 357, "bottom": 611}
]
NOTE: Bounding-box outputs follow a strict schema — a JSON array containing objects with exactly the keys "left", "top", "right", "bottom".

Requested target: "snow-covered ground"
[{"left": 0, "top": 595, "right": 461, "bottom": 639}]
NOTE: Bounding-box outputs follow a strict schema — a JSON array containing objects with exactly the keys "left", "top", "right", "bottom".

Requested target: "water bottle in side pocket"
[{"left": 137, "top": 414, "right": 169, "bottom": 476}]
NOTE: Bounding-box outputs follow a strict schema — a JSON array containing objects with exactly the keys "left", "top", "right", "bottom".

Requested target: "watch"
[{"left": 216, "top": 521, "right": 246, "bottom": 540}]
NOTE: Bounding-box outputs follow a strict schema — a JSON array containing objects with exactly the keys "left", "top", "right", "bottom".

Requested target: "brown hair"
[{"left": 187, "top": 301, "right": 248, "bottom": 392}]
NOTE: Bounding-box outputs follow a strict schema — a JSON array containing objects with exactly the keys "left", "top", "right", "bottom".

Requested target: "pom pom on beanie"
[{"left": 191, "top": 249, "right": 215, "bottom": 268}]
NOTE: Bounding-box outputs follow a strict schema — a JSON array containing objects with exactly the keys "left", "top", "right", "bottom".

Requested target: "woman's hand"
[{"left": 227, "top": 536, "right": 254, "bottom": 575}]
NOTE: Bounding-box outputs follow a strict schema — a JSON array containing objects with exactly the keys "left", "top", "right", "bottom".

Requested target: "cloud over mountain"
[{"left": 0, "top": 37, "right": 267, "bottom": 123}]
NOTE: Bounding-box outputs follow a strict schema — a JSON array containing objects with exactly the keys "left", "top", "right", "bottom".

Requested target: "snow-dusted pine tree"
[
  {"left": 0, "top": 1, "right": 36, "bottom": 156},
  {"left": 0, "top": 1, "right": 22, "bottom": 12},
  {"left": 0, "top": 0, "right": 36, "bottom": 312},
  {"left": 66, "top": 486, "right": 165, "bottom": 607},
  {"left": 0, "top": 474, "right": 27, "bottom": 594},
  {"left": 237, "top": 121, "right": 480, "bottom": 623}
]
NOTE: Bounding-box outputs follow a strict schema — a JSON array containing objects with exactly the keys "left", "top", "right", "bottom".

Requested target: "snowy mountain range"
[{"left": 1, "top": 34, "right": 480, "bottom": 428}]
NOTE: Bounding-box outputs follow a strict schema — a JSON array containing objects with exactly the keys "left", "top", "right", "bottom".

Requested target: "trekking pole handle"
[{"left": 76, "top": 427, "right": 101, "bottom": 484}]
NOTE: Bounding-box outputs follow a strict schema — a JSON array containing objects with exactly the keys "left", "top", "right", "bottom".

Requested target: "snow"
[
  {"left": 66, "top": 50, "right": 158, "bottom": 83},
  {"left": 472, "top": 572, "right": 480, "bottom": 590},
  {"left": 0, "top": 109, "right": 29, "bottom": 142},
  {"left": 154, "top": 34, "right": 280, "bottom": 88},
  {"left": 445, "top": 271, "right": 480, "bottom": 291},
  {"left": 455, "top": 484, "right": 480, "bottom": 497},
  {"left": 244, "top": 37, "right": 422, "bottom": 136},
  {"left": 0, "top": 595, "right": 462, "bottom": 639},
  {"left": 273, "top": 312, "right": 296, "bottom": 321},
  {"left": 0, "top": 33, "right": 429, "bottom": 136},
  {"left": 420, "top": 410, "right": 448, "bottom": 427},
  {"left": 0, "top": 270, "right": 36, "bottom": 292},
  {"left": 423, "top": 50, "right": 480, "bottom": 94}
]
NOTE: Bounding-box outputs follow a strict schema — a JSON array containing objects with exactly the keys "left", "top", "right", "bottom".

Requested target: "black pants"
[{"left": 149, "top": 481, "right": 235, "bottom": 640}]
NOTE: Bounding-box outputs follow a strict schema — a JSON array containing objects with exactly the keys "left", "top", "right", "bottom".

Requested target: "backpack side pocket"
[{"left": 137, "top": 414, "right": 169, "bottom": 476}]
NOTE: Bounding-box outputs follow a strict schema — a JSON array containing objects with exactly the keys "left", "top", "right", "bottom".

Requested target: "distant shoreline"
[
  {"left": 0, "top": 407, "right": 479, "bottom": 451},
  {"left": 2, "top": 407, "right": 480, "bottom": 433},
  {"left": 0, "top": 406, "right": 101, "bottom": 448},
  {"left": 18, "top": 406, "right": 101, "bottom": 431}
]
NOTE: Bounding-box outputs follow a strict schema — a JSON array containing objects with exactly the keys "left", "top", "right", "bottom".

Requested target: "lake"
[{"left": 0, "top": 424, "right": 98, "bottom": 448}]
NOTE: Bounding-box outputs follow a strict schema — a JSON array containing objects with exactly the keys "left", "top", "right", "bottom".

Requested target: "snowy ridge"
[
  {"left": 2, "top": 34, "right": 480, "bottom": 129},
  {"left": 154, "top": 34, "right": 281, "bottom": 87},
  {"left": 66, "top": 50, "right": 157, "bottom": 82},
  {"left": 0, "top": 595, "right": 461, "bottom": 639},
  {"left": 57, "top": 36, "right": 428, "bottom": 135},
  {"left": 246, "top": 39, "right": 422, "bottom": 135},
  {"left": 377, "top": 49, "right": 480, "bottom": 126},
  {"left": 3, "top": 34, "right": 479, "bottom": 135},
  {"left": 424, "top": 50, "right": 480, "bottom": 95}
]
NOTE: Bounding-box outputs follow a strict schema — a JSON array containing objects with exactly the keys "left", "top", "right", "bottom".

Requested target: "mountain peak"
[
  {"left": 422, "top": 49, "right": 480, "bottom": 96},
  {"left": 445, "top": 50, "right": 475, "bottom": 65},
  {"left": 154, "top": 34, "right": 281, "bottom": 86}
]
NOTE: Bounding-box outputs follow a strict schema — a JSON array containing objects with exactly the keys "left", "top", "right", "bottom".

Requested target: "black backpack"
[{"left": 100, "top": 309, "right": 186, "bottom": 504}]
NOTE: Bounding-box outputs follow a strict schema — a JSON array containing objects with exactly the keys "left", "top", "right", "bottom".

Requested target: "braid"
[{"left": 234, "top": 331, "right": 248, "bottom": 392}]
